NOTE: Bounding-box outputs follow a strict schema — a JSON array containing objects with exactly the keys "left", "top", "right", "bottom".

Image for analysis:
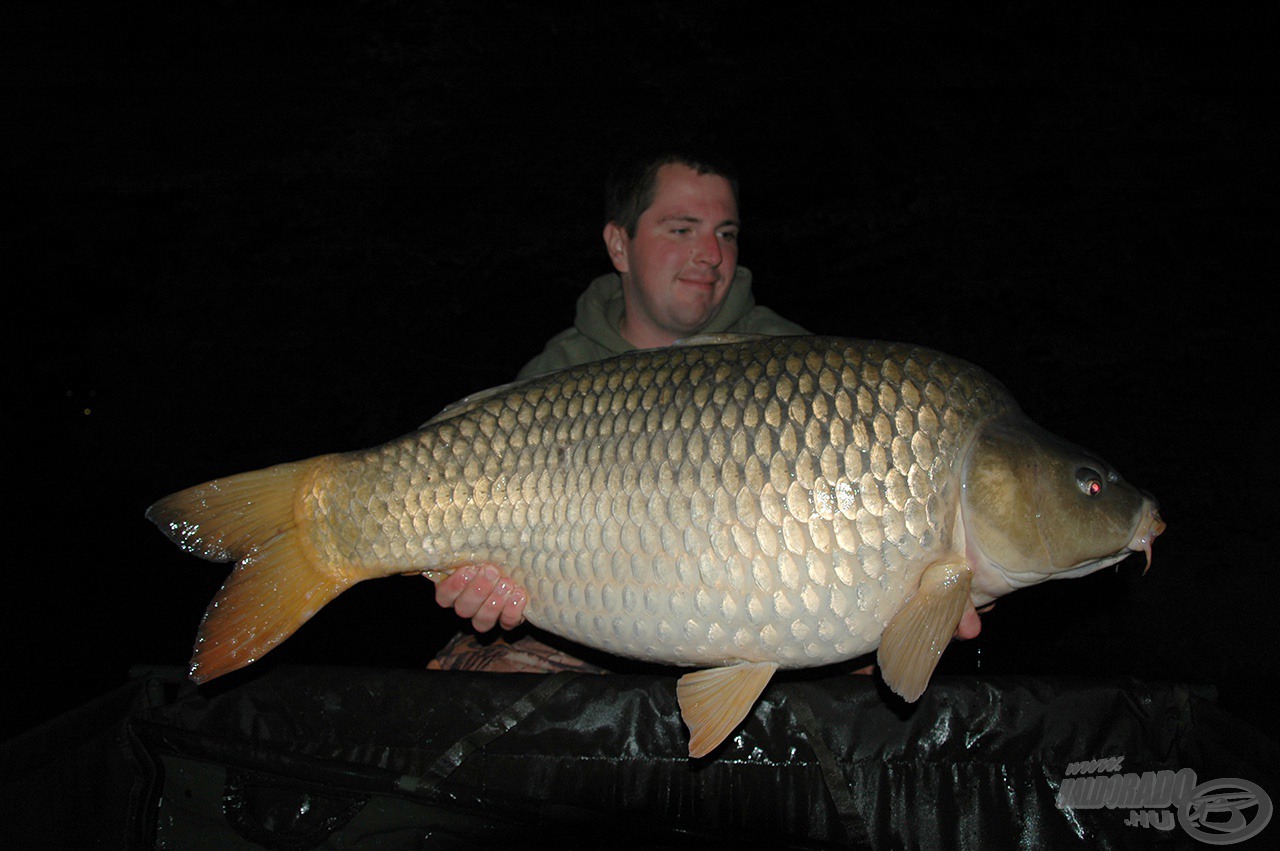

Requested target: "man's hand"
[{"left": 430, "top": 564, "right": 527, "bottom": 632}]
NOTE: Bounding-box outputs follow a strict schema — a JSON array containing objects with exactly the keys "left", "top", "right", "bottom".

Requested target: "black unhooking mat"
[{"left": 3, "top": 666, "right": 1276, "bottom": 848}]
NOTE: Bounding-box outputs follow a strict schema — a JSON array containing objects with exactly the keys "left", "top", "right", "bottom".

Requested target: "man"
[
  {"left": 515, "top": 153, "right": 808, "bottom": 379},
  {"left": 428, "top": 154, "right": 984, "bottom": 670}
]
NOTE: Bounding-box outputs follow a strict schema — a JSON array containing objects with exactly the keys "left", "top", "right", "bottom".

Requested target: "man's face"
[{"left": 605, "top": 163, "right": 740, "bottom": 348}]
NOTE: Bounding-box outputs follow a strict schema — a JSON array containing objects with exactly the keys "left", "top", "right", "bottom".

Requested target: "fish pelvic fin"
[
  {"left": 146, "top": 456, "right": 354, "bottom": 684},
  {"left": 877, "top": 559, "right": 973, "bottom": 702},
  {"left": 676, "top": 661, "right": 778, "bottom": 758}
]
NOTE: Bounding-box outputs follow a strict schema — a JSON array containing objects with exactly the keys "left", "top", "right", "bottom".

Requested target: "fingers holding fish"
[
  {"left": 956, "top": 601, "right": 997, "bottom": 641},
  {"left": 430, "top": 565, "right": 479, "bottom": 609},
  {"left": 479, "top": 578, "right": 527, "bottom": 632},
  {"left": 495, "top": 585, "right": 528, "bottom": 631},
  {"left": 430, "top": 564, "right": 528, "bottom": 632},
  {"left": 955, "top": 604, "right": 983, "bottom": 640}
]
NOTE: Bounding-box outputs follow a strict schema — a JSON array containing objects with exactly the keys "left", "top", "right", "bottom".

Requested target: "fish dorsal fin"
[
  {"left": 422, "top": 379, "right": 531, "bottom": 427},
  {"left": 673, "top": 332, "right": 770, "bottom": 347},
  {"left": 877, "top": 560, "right": 973, "bottom": 702},
  {"left": 676, "top": 661, "right": 779, "bottom": 758}
]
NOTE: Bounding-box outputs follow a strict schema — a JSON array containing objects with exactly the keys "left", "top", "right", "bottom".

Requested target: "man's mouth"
[{"left": 677, "top": 275, "right": 718, "bottom": 287}]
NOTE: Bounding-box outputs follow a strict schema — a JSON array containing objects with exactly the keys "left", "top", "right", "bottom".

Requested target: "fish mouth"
[
  {"left": 1127, "top": 504, "right": 1166, "bottom": 575},
  {"left": 977, "top": 501, "right": 1167, "bottom": 590}
]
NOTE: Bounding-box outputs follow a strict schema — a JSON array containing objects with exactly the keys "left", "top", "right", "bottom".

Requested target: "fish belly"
[{"left": 305, "top": 337, "right": 1009, "bottom": 670}]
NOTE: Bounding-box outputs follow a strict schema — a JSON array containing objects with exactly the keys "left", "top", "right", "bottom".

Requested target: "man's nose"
[{"left": 692, "top": 231, "right": 722, "bottom": 266}]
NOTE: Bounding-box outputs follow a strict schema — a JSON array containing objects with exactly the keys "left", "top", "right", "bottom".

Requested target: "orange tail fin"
[{"left": 146, "top": 457, "right": 352, "bottom": 683}]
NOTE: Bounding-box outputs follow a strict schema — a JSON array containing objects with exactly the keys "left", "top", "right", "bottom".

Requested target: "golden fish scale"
[{"left": 304, "top": 337, "right": 1010, "bottom": 669}]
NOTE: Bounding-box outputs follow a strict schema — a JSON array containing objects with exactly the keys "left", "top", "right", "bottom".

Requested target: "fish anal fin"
[
  {"left": 877, "top": 560, "right": 973, "bottom": 702},
  {"left": 676, "top": 661, "right": 779, "bottom": 758}
]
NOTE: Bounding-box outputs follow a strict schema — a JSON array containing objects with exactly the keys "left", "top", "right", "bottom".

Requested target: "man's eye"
[{"left": 719, "top": 231, "right": 738, "bottom": 242}]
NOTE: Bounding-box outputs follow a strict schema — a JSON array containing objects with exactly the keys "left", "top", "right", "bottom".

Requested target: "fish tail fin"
[{"left": 146, "top": 456, "right": 353, "bottom": 683}]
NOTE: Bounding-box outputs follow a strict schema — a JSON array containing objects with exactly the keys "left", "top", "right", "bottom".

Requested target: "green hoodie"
[{"left": 516, "top": 267, "right": 810, "bottom": 379}]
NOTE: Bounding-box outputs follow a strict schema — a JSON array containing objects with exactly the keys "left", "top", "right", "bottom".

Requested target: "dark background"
[{"left": 5, "top": 3, "right": 1276, "bottom": 744}]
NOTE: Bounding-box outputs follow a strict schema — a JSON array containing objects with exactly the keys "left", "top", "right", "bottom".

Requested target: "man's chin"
[
  {"left": 670, "top": 295, "right": 727, "bottom": 329},
  {"left": 666, "top": 309, "right": 717, "bottom": 337}
]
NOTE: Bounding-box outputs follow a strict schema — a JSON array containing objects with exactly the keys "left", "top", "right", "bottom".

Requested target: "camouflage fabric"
[{"left": 428, "top": 633, "right": 609, "bottom": 674}]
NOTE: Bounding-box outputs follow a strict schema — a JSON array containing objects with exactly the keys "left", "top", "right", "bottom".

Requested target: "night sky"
[{"left": 7, "top": 4, "right": 1276, "bottom": 744}]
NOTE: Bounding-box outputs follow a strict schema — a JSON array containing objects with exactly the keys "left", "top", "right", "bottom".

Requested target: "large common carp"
[{"left": 148, "top": 335, "right": 1164, "bottom": 757}]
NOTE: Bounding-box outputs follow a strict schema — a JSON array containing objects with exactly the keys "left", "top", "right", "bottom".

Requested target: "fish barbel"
[{"left": 148, "top": 335, "right": 1164, "bottom": 757}]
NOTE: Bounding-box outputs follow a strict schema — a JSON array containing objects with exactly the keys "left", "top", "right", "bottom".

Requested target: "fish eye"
[{"left": 1076, "top": 467, "right": 1104, "bottom": 496}]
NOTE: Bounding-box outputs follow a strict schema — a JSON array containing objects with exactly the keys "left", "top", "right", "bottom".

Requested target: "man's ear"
[{"left": 603, "top": 221, "right": 630, "bottom": 274}]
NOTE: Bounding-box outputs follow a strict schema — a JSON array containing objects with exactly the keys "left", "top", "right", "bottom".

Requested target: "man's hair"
[{"left": 605, "top": 152, "right": 740, "bottom": 237}]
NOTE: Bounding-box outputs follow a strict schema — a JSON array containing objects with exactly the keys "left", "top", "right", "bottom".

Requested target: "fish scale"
[
  {"left": 300, "top": 337, "right": 1005, "bottom": 668},
  {"left": 150, "top": 334, "right": 1162, "bottom": 757}
]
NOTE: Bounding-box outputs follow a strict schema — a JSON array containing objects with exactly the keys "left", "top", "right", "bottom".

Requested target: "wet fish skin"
[
  {"left": 335, "top": 339, "right": 999, "bottom": 664},
  {"left": 160, "top": 336, "right": 1005, "bottom": 671},
  {"left": 148, "top": 335, "right": 1163, "bottom": 757}
]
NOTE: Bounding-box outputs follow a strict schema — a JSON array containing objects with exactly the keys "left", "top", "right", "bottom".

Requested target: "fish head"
[{"left": 961, "top": 415, "right": 1164, "bottom": 596}]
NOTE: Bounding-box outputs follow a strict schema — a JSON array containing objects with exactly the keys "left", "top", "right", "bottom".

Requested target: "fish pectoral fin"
[
  {"left": 877, "top": 559, "right": 973, "bottom": 703},
  {"left": 676, "top": 661, "right": 779, "bottom": 758}
]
